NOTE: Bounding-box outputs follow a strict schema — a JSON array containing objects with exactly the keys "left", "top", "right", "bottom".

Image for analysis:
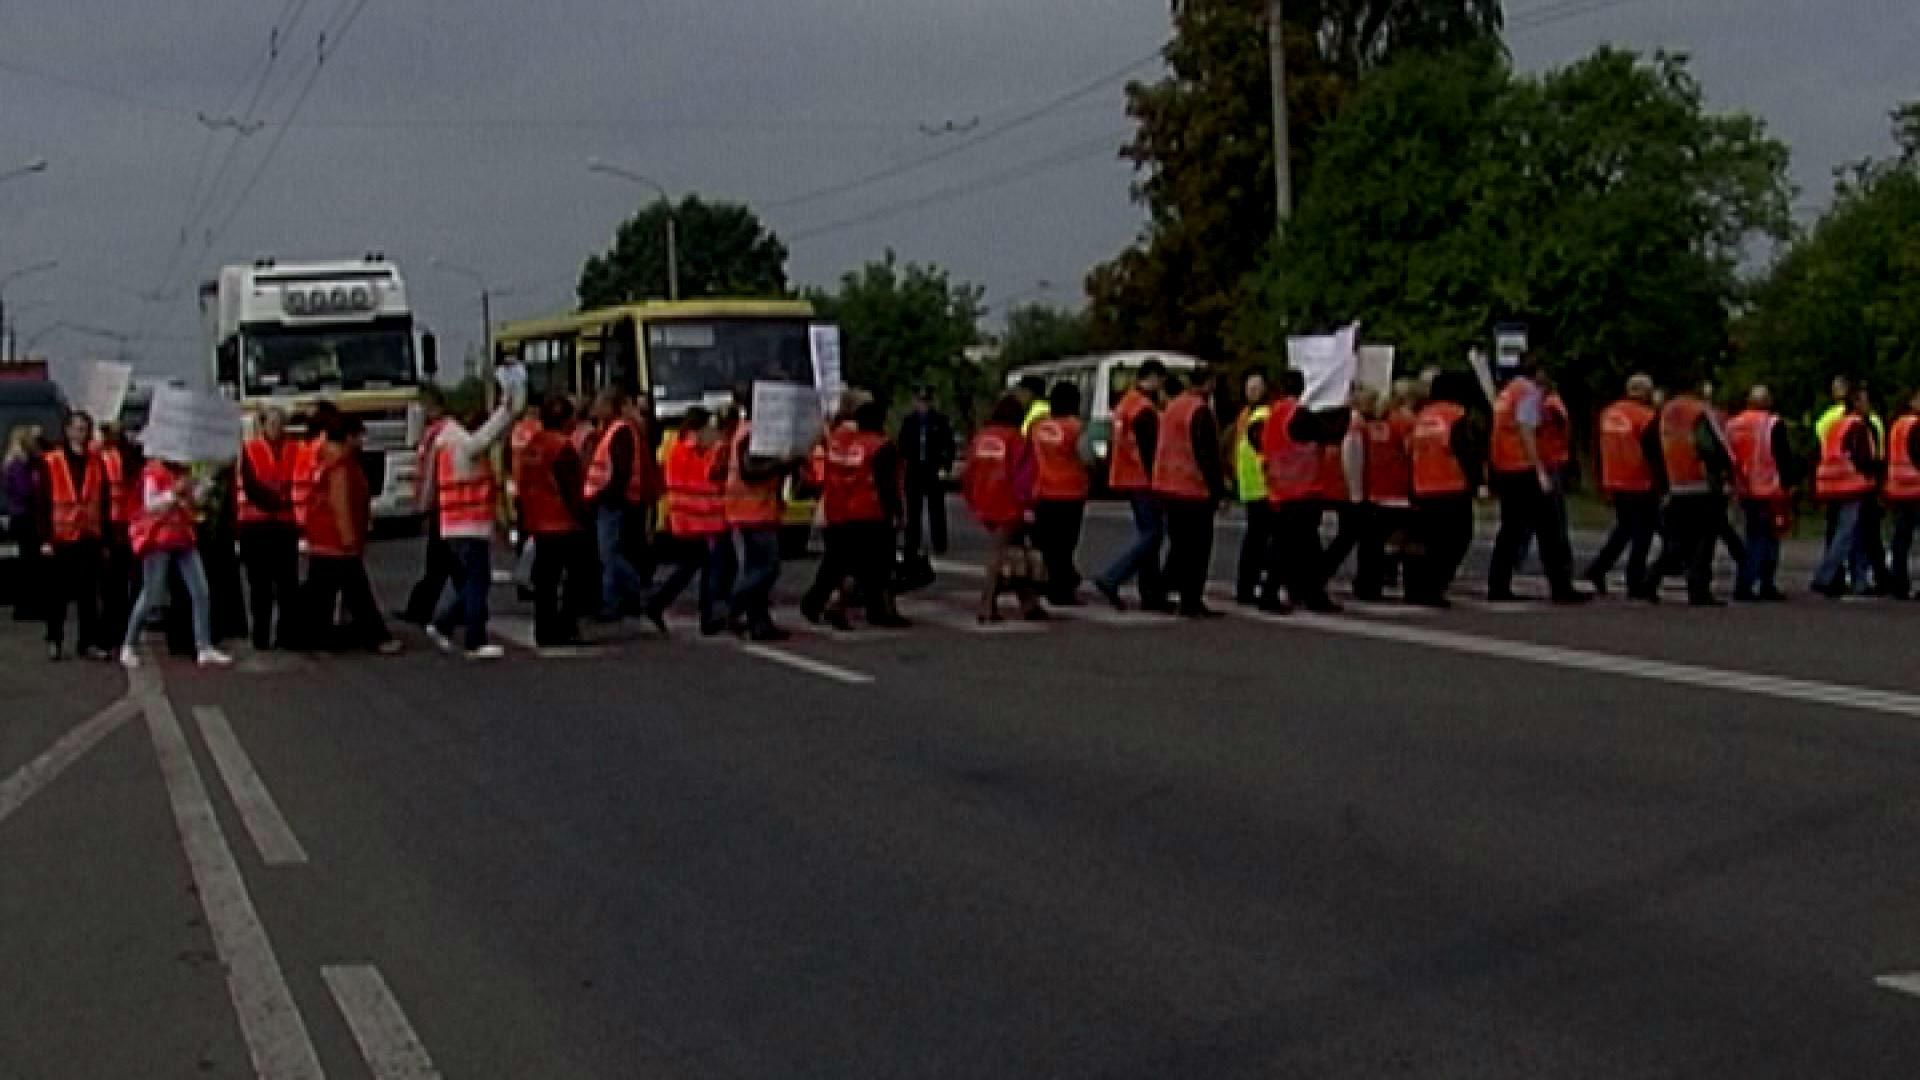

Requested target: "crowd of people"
[{"left": 5, "top": 358, "right": 1917, "bottom": 669}]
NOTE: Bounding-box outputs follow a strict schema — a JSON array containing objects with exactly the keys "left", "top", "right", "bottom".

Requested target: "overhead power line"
[{"left": 1508, "top": 0, "right": 1657, "bottom": 33}]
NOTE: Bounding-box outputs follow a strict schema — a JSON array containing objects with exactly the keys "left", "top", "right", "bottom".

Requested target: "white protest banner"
[
  {"left": 76, "top": 360, "right": 134, "bottom": 425},
  {"left": 748, "top": 381, "right": 822, "bottom": 459},
  {"left": 1467, "top": 349, "right": 1498, "bottom": 405},
  {"left": 1356, "top": 345, "right": 1395, "bottom": 396},
  {"left": 142, "top": 385, "right": 242, "bottom": 463},
  {"left": 1288, "top": 322, "right": 1359, "bottom": 411},
  {"left": 809, "top": 324, "right": 844, "bottom": 416}
]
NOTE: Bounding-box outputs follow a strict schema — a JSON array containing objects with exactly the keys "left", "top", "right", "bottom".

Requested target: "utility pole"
[{"left": 1267, "top": 0, "right": 1292, "bottom": 232}]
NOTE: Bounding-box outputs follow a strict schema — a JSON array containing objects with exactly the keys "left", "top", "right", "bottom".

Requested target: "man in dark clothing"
[
  {"left": 1261, "top": 369, "right": 1353, "bottom": 614},
  {"left": 1889, "top": 390, "right": 1920, "bottom": 599},
  {"left": 1154, "top": 369, "right": 1227, "bottom": 618},
  {"left": 1651, "top": 379, "right": 1737, "bottom": 606},
  {"left": 38, "top": 411, "right": 111, "bottom": 660},
  {"left": 897, "top": 386, "right": 954, "bottom": 565},
  {"left": 1485, "top": 356, "right": 1587, "bottom": 604},
  {"left": 1406, "top": 374, "right": 1487, "bottom": 608}
]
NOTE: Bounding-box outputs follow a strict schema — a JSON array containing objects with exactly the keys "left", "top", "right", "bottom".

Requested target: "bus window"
[
  {"left": 607, "top": 318, "right": 639, "bottom": 397},
  {"left": 644, "top": 318, "right": 810, "bottom": 414}
]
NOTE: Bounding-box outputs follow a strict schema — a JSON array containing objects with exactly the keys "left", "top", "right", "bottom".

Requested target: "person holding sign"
[
  {"left": 1260, "top": 369, "right": 1352, "bottom": 614},
  {"left": 1486, "top": 354, "right": 1588, "bottom": 605},
  {"left": 425, "top": 373, "right": 525, "bottom": 660},
  {"left": 726, "top": 387, "right": 795, "bottom": 642},
  {"left": 645, "top": 408, "right": 738, "bottom": 637},
  {"left": 120, "top": 455, "right": 231, "bottom": 669}
]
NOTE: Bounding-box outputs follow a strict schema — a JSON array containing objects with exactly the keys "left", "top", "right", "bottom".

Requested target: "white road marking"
[
  {"left": 735, "top": 642, "right": 875, "bottom": 685},
  {"left": 1234, "top": 608, "right": 1920, "bottom": 718},
  {"left": 1046, "top": 604, "right": 1168, "bottom": 627},
  {"left": 1875, "top": 972, "right": 1920, "bottom": 998},
  {"left": 897, "top": 598, "right": 1046, "bottom": 635},
  {"left": 191, "top": 707, "right": 309, "bottom": 867},
  {"left": 489, "top": 615, "right": 541, "bottom": 652},
  {"left": 323, "top": 965, "right": 444, "bottom": 1079},
  {"left": 140, "top": 673, "right": 324, "bottom": 1079},
  {"left": 0, "top": 695, "right": 139, "bottom": 828}
]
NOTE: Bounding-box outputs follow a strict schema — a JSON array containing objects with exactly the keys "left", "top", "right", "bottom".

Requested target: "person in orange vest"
[
  {"left": 398, "top": 386, "right": 455, "bottom": 625},
  {"left": 1093, "top": 360, "right": 1170, "bottom": 612},
  {"left": 300, "top": 416, "right": 399, "bottom": 653},
  {"left": 1030, "top": 381, "right": 1091, "bottom": 607},
  {"left": 1352, "top": 381, "right": 1419, "bottom": 602},
  {"left": 290, "top": 401, "right": 340, "bottom": 533},
  {"left": 1153, "top": 368, "right": 1228, "bottom": 618},
  {"left": 724, "top": 388, "right": 796, "bottom": 641},
  {"left": 515, "top": 395, "right": 590, "bottom": 648},
  {"left": 584, "top": 388, "right": 658, "bottom": 622},
  {"left": 1320, "top": 385, "right": 1374, "bottom": 592},
  {"left": 1648, "top": 376, "right": 1736, "bottom": 605},
  {"left": 236, "top": 407, "right": 301, "bottom": 650},
  {"left": 426, "top": 377, "right": 524, "bottom": 659},
  {"left": 37, "top": 410, "right": 110, "bottom": 660},
  {"left": 965, "top": 394, "right": 1044, "bottom": 622},
  {"left": 119, "top": 454, "right": 231, "bottom": 669},
  {"left": 94, "top": 422, "right": 139, "bottom": 644},
  {"left": 1486, "top": 355, "right": 1587, "bottom": 604},
  {"left": 1582, "top": 374, "right": 1664, "bottom": 600},
  {"left": 1811, "top": 383, "right": 1883, "bottom": 598},
  {"left": 1885, "top": 388, "right": 1920, "bottom": 599},
  {"left": 1260, "top": 368, "right": 1352, "bottom": 614},
  {"left": 1405, "top": 372, "right": 1484, "bottom": 608},
  {"left": 644, "top": 408, "right": 739, "bottom": 636},
  {"left": 801, "top": 400, "right": 909, "bottom": 631},
  {"left": 1726, "top": 385, "right": 1798, "bottom": 602}
]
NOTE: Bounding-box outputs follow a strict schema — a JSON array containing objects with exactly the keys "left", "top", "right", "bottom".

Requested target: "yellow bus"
[{"left": 493, "top": 299, "right": 830, "bottom": 553}]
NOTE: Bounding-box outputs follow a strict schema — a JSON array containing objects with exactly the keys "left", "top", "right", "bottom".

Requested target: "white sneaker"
[
  {"left": 119, "top": 648, "right": 141, "bottom": 670},
  {"left": 424, "top": 626, "right": 453, "bottom": 653},
  {"left": 466, "top": 644, "right": 505, "bottom": 661},
  {"left": 197, "top": 648, "right": 234, "bottom": 668}
]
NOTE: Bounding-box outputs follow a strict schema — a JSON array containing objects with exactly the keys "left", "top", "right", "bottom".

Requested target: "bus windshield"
[
  {"left": 645, "top": 318, "right": 813, "bottom": 413},
  {"left": 243, "top": 318, "right": 416, "bottom": 395}
]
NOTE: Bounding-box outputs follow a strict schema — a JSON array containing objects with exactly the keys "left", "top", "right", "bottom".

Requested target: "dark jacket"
[
  {"left": 898, "top": 410, "right": 955, "bottom": 473},
  {"left": 596, "top": 425, "right": 636, "bottom": 509}
]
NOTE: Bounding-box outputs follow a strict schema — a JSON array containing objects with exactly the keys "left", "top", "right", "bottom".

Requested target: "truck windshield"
[
  {"left": 645, "top": 319, "right": 813, "bottom": 414},
  {"left": 244, "top": 319, "right": 416, "bottom": 394}
]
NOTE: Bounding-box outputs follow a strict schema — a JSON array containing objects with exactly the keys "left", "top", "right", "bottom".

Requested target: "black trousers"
[
  {"left": 1861, "top": 500, "right": 1892, "bottom": 591},
  {"left": 98, "top": 527, "right": 134, "bottom": 645},
  {"left": 1266, "top": 502, "right": 1331, "bottom": 607},
  {"left": 902, "top": 468, "right": 947, "bottom": 558},
  {"left": 805, "top": 522, "right": 894, "bottom": 618},
  {"left": 1354, "top": 504, "right": 1411, "bottom": 599},
  {"left": 402, "top": 517, "right": 455, "bottom": 624},
  {"left": 1585, "top": 492, "right": 1660, "bottom": 597},
  {"left": 1235, "top": 501, "right": 1273, "bottom": 601},
  {"left": 240, "top": 523, "right": 301, "bottom": 649},
  {"left": 303, "top": 555, "right": 390, "bottom": 651},
  {"left": 1487, "top": 471, "right": 1575, "bottom": 596},
  {"left": 531, "top": 531, "right": 584, "bottom": 646},
  {"left": 1892, "top": 504, "right": 1920, "bottom": 597},
  {"left": 1656, "top": 492, "right": 1723, "bottom": 600},
  {"left": 45, "top": 540, "right": 102, "bottom": 650},
  {"left": 1162, "top": 499, "right": 1217, "bottom": 612},
  {"left": 1322, "top": 503, "right": 1363, "bottom": 581},
  {"left": 1409, "top": 496, "right": 1474, "bottom": 603},
  {"left": 1032, "top": 500, "right": 1085, "bottom": 602}
]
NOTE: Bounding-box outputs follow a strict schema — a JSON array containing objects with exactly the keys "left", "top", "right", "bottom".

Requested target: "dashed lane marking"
[
  {"left": 735, "top": 642, "right": 876, "bottom": 685},
  {"left": 192, "top": 706, "right": 309, "bottom": 866},
  {"left": 323, "top": 964, "right": 444, "bottom": 1079},
  {"left": 0, "top": 694, "right": 139, "bottom": 828},
  {"left": 1875, "top": 972, "right": 1920, "bottom": 999}
]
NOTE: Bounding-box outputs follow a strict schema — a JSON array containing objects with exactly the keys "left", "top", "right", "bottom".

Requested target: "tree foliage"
[
  {"left": 1739, "top": 104, "right": 1920, "bottom": 412},
  {"left": 578, "top": 196, "right": 789, "bottom": 309},
  {"left": 1087, "top": 0, "right": 1504, "bottom": 358},
  {"left": 995, "top": 304, "right": 1092, "bottom": 383},
  {"left": 806, "top": 252, "right": 987, "bottom": 418},
  {"left": 1234, "top": 46, "right": 1793, "bottom": 416}
]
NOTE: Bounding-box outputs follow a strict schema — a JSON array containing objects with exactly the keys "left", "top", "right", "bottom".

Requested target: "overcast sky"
[{"left": 1, "top": 0, "right": 1915, "bottom": 384}]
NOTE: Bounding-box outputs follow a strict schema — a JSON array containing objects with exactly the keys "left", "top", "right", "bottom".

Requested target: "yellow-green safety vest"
[
  {"left": 1022, "top": 399, "right": 1052, "bottom": 435},
  {"left": 1235, "top": 405, "right": 1270, "bottom": 503}
]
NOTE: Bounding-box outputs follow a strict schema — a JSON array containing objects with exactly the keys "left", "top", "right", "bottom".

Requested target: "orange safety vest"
[
  {"left": 1659, "top": 395, "right": 1712, "bottom": 494},
  {"left": 1538, "top": 393, "right": 1571, "bottom": 469},
  {"left": 436, "top": 440, "right": 498, "bottom": 535},
  {"left": 664, "top": 435, "right": 725, "bottom": 538},
  {"left": 43, "top": 449, "right": 104, "bottom": 545},
  {"left": 290, "top": 434, "right": 327, "bottom": 528},
  {"left": 236, "top": 437, "right": 298, "bottom": 526},
  {"left": 1489, "top": 378, "right": 1537, "bottom": 474},
  {"left": 964, "top": 423, "right": 1028, "bottom": 529},
  {"left": 722, "top": 423, "right": 784, "bottom": 529},
  {"left": 415, "top": 416, "right": 446, "bottom": 512},
  {"left": 823, "top": 428, "right": 888, "bottom": 525},
  {"left": 1107, "top": 388, "right": 1155, "bottom": 492},
  {"left": 1151, "top": 393, "right": 1211, "bottom": 501},
  {"left": 515, "top": 429, "right": 581, "bottom": 535},
  {"left": 1410, "top": 402, "right": 1469, "bottom": 497},
  {"left": 1030, "top": 416, "right": 1087, "bottom": 502},
  {"left": 509, "top": 415, "right": 541, "bottom": 457},
  {"left": 1726, "top": 409, "right": 1786, "bottom": 503},
  {"left": 129, "top": 462, "right": 196, "bottom": 556},
  {"left": 1317, "top": 415, "right": 1356, "bottom": 504},
  {"left": 99, "top": 447, "right": 132, "bottom": 526},
  {"left": 1597, "top": 399, "right": 1656, "bottom": 495},
  {"left": 1886, "top": 415, "right": 1920, "bottom": 503},
  {"left": 1261, "top": 398, "right": 1322, "bottom": 505},
  {"left": 584, "top": 418, "right": 653, "bottom": 504},
  {"left": 1816, "top": 414, "right": 1876, "bottom": 501},
  {"left": 304, "top": 446, "right": 370, "bottom": 557},
  {"left": 1364, "top": 412, "right": 1414, "bottom": 507}
]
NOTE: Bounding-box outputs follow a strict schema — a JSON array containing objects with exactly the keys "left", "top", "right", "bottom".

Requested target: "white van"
[{"left": 1004, "top": 351, "right": 1202, "bottom": 490}]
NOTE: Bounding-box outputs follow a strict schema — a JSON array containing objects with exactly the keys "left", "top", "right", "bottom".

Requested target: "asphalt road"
[{"left": 5, "top": 501, "right": 1920, "bottom": 1078}]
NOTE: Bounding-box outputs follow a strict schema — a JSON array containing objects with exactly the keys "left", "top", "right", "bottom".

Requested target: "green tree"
[
  {"left": 995, "top": 304, "right": 1092, "bottom": 383},
  {"left": 1235, "top": 46, "right": 1793, "bottom": 416},
  {"left": 1740, "top": 104, "right": 1920, "bottom": 413},
  {"left": 1087, "top": 0, "right": 1504, "bottom": 359},
  {"left": 578, "top": 196, "right": 789, "bottom": 309},
  {"left": 806, "top": 252, "right": 987, "bottom": 419}
]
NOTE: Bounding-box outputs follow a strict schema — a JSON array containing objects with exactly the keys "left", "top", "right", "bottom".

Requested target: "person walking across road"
[
  {"left": 584, "top": 389, "right": 658, "bottom": 622},
  {"left": 1486, "top": 355, "right": 1587, "bottom": 604},
  {"left": 802, "top": 401, "right": 909, "bottom": 631},
  {"left": 898, "top": 385, "right": 954, "bottom": 571},
  {"left": 1406, "top": 373, "right": 1483, "bottom": 608},
  {"left": 236, "top": 407, "right": 301, "bottom": 650},
  {"left": 1015, "top": 375, "right": 1051, "bottom": 435},
  {"left": 1354, "top": 382, "right": 1418, "bottom": 602},
  {"left": 1260, "top": 369, "right": 1351, "bottom": 614},
  {"left": 645, "top": 409, "right": 738, "bottom": 636},
  {"left": 1651, "top": 377, "right": 1736, "bottom": 606},
  {"left": 1029, "top": 382, "right": 1090, "bottom": 606},
  {"left": 1153, "top": 368, "right": 1227, "bottom": 619},
  {"left": 1093, "top": 360, "right": 1169, "bottom": 612},
  {"left": 515, "top": 395, "right": 590, "bottom": 649},
  {"left": 724, "top": 390, "right": 793, "bottom": 642},
  {"left": 38, "top": 411, "right": 109, "bottom": 661},
  {"left": 95, "top": 424, "right": 138, "bottom": 645},
  {"left": 1320, "top": 387, "right": 1373, "bottom": 589},
  {"left": 1231, "top": 371, "right": 1273, "bottom": 605},
  {"left": 120, "top": 455, "right": 231, "bottom": 669},
  {"left": 965, "top": 395, "right": 1046, "bottom": 623},
  {"left": 1584, "top": 374, "right": 1663, "bottom": 601},
  {"left": 4, "top": 423, "right": 46, "bottom": 623},
  {"left": 1726, "top": 386, "right": 1797, "bottom": 602},
  {"left": 1812, "top": 384, "right": 1883, "bottom": 599},
  {"left": 426, "top": 381, "right": 522, "bottom": 660},
  {"left": 1886, "top": 391, "right": 1920, "bottom": 599},
  {"left": 301, "top": 417, "right": 398, "bottom": 653},
  {"left": 398, "top": 387, "right": 453, "bottom": 625}
]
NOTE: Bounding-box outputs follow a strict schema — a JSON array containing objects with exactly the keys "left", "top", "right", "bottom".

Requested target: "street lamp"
[
  {"left": 586, "top": 157, "right": 680, "bottom": 302},
  {"left": 0, "top": 157, "right": 48, "bottom": 186},
  {"left": 429, "top": 257, "right": 501, "bottom": 376},
  {"left": 1, "top": 259, "right": 59, "bottom": 363}
]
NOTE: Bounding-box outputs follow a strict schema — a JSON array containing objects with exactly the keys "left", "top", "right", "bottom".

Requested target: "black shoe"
[
  {"left": 1094, "top": 579, "right": 1126, "bottom": 612},
  {"left": 643, "top": 606, "right": 669, "bottom": 635},
  {"left": 1757, "top": 588, "right": 1788, "bottom": 603},
  {"left": 1486, "top": 589, "right": 1523, "bottom": 604},
  {"left": 1733, "top": 590, "right": 1759, "bottom": 603},
  {"left": 1550, "top": 590, "right": 1592, "bottom": 606},
  {"left": 1626, "top": 588, "right": 1661, "bottom": 604},
  {"left": 1257, "top": 598, "right": 1294, "bottom": 615},
  {"left": 699, "top": 619, "right": 728, "bottom": 637},
  {"left": 1689, "top": 594, "right": 1726, "bottom": 608},
  {"left": 1304, "top": 598, "right": 1344, "bottom": 615},
  {"left": 1351, "top": 589, "right": 1384, "bottom": 604},
  {"left": 1584, "top": 571, "right": 1609, "bottom": 597},
  {"left": 869, "top": 611, "right": 913, "bottom": 629},
  {"left": 1811, "top": 582, "right": 1845, "bottom": 600},
  {"left": 748, "top": 623, "right": 792, "bottom": 642},
  {"left": 800, "top": 599, "right": 824, "bottom": 625},
  {"left": 1406, "top": 593, "right": 1451, "bottom": 609},
  {"left": 1048, "top": 593, "right": 1084, "bottom": 608},
  {"left": 1234, "top": 591, "right": 1258, "bottom": 607},
  {"left": 1141, "top": 600, "right": 1179, "bottom": 615},
  {"left": 1178, "top": 605, "right": 1225, "bottom": 620},
  {"left": 826, "top": 609, "right": 855, "bottom": 632}
]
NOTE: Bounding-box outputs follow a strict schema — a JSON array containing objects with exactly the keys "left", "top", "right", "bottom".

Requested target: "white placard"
[
  {"left": 1467, "top": 349, "right": 1498, "bottom": 404},
  {"left": 1288, "top": 323, "right": 1359, "bottom": 411},
  {"left": 142, "top": 385, "right": 242, "bottom": 463},
  {"left": 809, "top": 324, "right": 843, "bottom": 416},
  {"left": 748, "top": 381, "right": 822, "bottom": 459},
  {"left": 76, "top": 361, "right": 134, "bottom": 425},
  {"left": 1356, "top": 346, "right": 1395, "bottom": 396}
]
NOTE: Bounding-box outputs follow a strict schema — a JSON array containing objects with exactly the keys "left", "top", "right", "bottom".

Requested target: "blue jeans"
[
  {"left": 596, "top": 504, "right": 650, "bottom": 618},
  {"left": 1813, "top": 501, "right": 1870, "bottom": 594},
  {"left": 434, "top": 538, "right": 493, "bottom": 650},
  {"left": 1736, "top": 500, "right": 1780, "bottom": 597},
  {"left": 125, "top": 549, "right": 210, "bottom": 654},
  {"left": 1097, "top": 494, "right": 1166, "bottom": 605},
  {"left": 732, "top": 528, "right": 782, "bottom": 628}
]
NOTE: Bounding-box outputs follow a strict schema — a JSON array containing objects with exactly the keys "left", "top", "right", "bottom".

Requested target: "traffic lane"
[
  {"left": 0, "top": 628, "right": 129, "bottom": 779},
  {"left": 182, "top": 615, "right": 1920, "bottom": 1076}
]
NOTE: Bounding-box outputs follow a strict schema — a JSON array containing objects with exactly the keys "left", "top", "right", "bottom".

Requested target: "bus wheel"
[{"left": 779, "top": 525, "right": 814, "bottom": 560}]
